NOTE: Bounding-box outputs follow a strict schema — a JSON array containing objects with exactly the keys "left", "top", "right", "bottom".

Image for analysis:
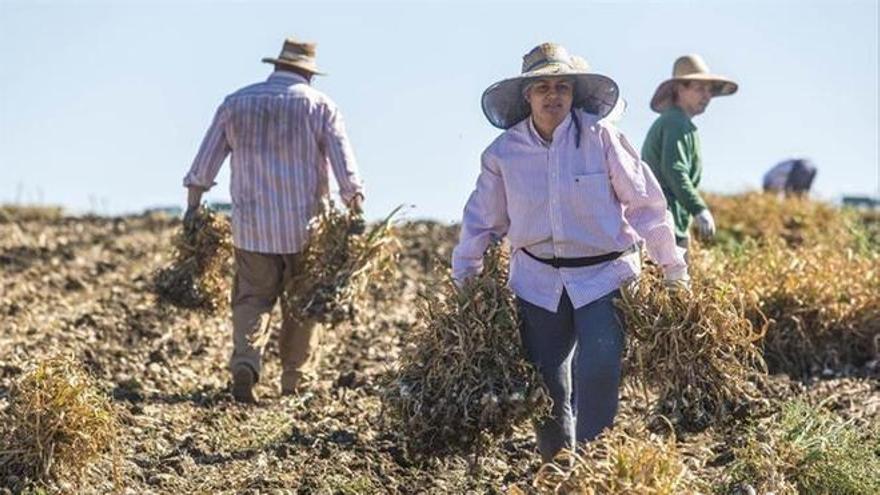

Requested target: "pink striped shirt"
[
  {"left": 452, "top": 110, "right": 687, "bottom": 312},
  {"left": 183, "top": 71, "right": 364, "bottom": 254}
]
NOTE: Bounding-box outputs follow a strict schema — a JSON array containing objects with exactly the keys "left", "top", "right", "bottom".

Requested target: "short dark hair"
[
  {"left": 274, "top": 64, "right": 314, "bottom": 81},
  {"left": 672, "top": 80, "right": 691, "bottom": 103}
]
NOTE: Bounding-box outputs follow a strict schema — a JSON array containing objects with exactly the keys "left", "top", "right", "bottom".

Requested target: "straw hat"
[
  {"left": 569, "top": 55, "right": 591, "bottom": 71},
  {"left": 650, "top": 54, "right": 737, "bottom": 112},
  {"left": 481, "top": 43, "right": 619, "bottom": 129},
  {"left": 571, "top": 55, "right": 626, "bottom": 124},
  {"left": 604, "top": 97, "right": 628, "bottom": 124},
  {"left": 262, "top": 37, "right": 325, "bottom": 75}
]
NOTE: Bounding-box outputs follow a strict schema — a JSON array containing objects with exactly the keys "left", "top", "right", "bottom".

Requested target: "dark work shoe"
[
  {"left": 280, "top": 369, "right": 303, "bottom": 397},
  {"left": 231, "top": 365, "right": 258, "bottom": 404}
]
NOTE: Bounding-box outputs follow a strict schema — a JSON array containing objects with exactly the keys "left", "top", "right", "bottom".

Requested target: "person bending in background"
[{"left": 763, "top": 158, "right": 818, "bottom": 196}]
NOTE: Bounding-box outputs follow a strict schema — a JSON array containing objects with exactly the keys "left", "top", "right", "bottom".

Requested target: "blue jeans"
[{"left": 517, "top": 289, "right": 625, "bottom": 462}]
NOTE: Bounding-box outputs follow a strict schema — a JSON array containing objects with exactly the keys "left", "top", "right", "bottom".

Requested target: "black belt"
[{"left": 522, "top": 244, "right": 638, "bottom": 268}]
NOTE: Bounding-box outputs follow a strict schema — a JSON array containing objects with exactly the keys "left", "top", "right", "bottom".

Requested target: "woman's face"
[{"left": 526, "top": 77, "right": 574, "bottom": 127}]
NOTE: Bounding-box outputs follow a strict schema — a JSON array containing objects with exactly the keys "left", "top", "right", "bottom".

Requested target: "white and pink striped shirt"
[
  {"left": 452, "top": 110, "right": 687, "bottom": 312},
  {"left": 183, "top": 70, "right": 364, "bottom": 254}
]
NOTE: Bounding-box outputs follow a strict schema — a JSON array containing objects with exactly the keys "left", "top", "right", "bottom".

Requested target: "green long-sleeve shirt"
[{"left": 641, "top": 106, "right": 707, "bottom": 240}]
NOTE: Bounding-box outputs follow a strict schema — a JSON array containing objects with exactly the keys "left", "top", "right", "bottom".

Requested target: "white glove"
[
  {"left": 694, "top": 209, "right": 716, "bottom": 240},
  {"left": 663, "top": 265, "right": 691, "bottom": 291}
]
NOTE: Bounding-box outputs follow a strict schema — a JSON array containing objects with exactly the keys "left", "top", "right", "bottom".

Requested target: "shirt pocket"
[{"left": 571, "top": 172, "right": 613, "bottom": 210}]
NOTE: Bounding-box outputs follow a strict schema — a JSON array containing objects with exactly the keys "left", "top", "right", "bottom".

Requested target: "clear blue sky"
[{"left": 1, "top": 0, "right": 877, "bottom": 220}]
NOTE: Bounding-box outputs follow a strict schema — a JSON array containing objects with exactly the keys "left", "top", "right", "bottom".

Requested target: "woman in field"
[{"left": 451, "top": 42, "right": 688, "bottom": 462}]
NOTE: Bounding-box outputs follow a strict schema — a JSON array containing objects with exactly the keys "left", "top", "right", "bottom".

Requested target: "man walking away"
[{"left": 182, "top": 38, "right": 364, "bottom": 403}]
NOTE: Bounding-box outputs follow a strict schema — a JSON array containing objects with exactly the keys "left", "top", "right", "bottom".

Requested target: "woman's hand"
[{"left": 662, "top": 265, "right": 691, "bottom": 292}]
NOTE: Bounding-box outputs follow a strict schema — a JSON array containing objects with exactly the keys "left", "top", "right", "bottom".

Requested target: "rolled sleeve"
[
  {"left": 451, "top": 150, "right": 510, "bottom": 282},
  {"left": 183, "top": 102, "right": 231, "bottom": 190},
  {"left": 320, "top": 101, "right": 364, "bottom": 203},
  {"left": 603, "top": 125, "right": 686, "bottom": 270}
]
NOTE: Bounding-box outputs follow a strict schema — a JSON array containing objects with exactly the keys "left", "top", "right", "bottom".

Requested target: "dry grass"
[
  {"left": 725, "top": 400, "right": 880, "bottom": 495},
  {"left": 691, "top": 193, "right": 879, "bottom": 376},
  {"left": 705, "top": 192, "right": 861, "bottom": 249},
  {"left": 2, "top": 197, "right": 879, "bottom": 493},
  {"left": 532, "top": 419, "right": 705, "bottom": 494},
  {"left": 0, "top": 355, "right": 118, "bottom": 489},
  {"left": 153, "top": 206, "right": 232, "bottom": 312},
  {"left": 383, "top": 242, "right": 550, "bottom": 457},
  {"left": 710, "top": 239, "right": 880, "bottom": 376},
  {"left": 617, "top": 264, "right": 767, "bottom": 432},
  {"left": 856, "top": 209, "right": 880, "bottom": 248},
  {"left": 0, "top": 204, "right": 64, "bottom": 224},
  {"left": 284, "top": 202, "right": 403, "bottom": 326}
]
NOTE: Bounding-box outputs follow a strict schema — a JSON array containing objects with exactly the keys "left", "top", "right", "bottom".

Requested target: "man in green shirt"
[{"left": 642, "top": 54, "right": 738, "bottom": 254}]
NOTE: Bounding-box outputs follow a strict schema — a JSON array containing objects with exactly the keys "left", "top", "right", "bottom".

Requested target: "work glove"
[
  {"left": 694, "top": 209, "right": 716, "bottom": 240},
  {"left": 662, "top": 265, "right": 691, "bottom": 292}
]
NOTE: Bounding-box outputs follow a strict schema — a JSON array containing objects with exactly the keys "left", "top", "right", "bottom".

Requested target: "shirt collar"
[
  {"left": 268, "top": 70, "right": 308, "bottom": 84},
  {"left": 668, "top": 105, "right": 696, "bottom": 128},
  {"left": 528, "top": 112, "right": 573, "bottom": 147}
]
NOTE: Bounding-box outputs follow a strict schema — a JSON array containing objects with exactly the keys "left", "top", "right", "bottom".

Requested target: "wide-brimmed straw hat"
[
  {"left": 650, "top": 54, "right": 737, "bottom": 112},
  {"left": 262, "top": 37, "right": 325, "bottom": 75},
  {"left": 481, "top": 43, "right": 619, "bottom": 129}
]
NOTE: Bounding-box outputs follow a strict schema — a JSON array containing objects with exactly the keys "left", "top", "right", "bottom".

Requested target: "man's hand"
[
  {"left": 185, "top": 186, "right": 206, "bottom": 231},
  {"left": 694, "top": 209, "right": 716, "bottom": 240},
  {"left": 347, "top": 213, "right": 366, "bottom": 236},
  {"left": 183, "top": 206, "right": 199, "bottom": 232},
  {"left": 347, "top": 193, "right": 364, "bottom": 215}
]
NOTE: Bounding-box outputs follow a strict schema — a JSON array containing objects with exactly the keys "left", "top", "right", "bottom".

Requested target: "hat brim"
[
  {"left": 650, "top": 74, "right": 737, "bottom": 113},
  {"left": 481, "top": 68, "right": 619, "bottom": 130},
  {"left": 261, "top": 57, "right": 326, "bottom": 76}
]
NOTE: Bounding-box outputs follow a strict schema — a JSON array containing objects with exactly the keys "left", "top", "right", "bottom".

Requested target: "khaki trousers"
[{"left": 230, "top": 248, "right": 322, "bottom": 389}]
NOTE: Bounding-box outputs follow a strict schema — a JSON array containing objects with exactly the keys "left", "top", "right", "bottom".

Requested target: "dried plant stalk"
[
  {"left": 153, "top": 206, "right": 232, "bottom": 312},
  {"left": 533, "top": 419, "right": 704, "bottom": 494},
  {"left": 0, "top": 355, "right": 118, "bottom": 487},
  {"left": 705, "top": 239, "right": 880, "bottom": 376},
  {"left": 705, "top": 191, "right": 862, "bottom": 249},
  {"left": 383, "top": 243, "right": 550, "bottom": 457},
  {"left": 617, "top": 266, "right": 767, "bottom": 431},
  {"left": 285, "top": 201, "right": 402, "bottom": 326}
]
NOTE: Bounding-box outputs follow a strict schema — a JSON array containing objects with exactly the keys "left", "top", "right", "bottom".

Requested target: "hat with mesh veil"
[{"left": 481, "top": 43, "right": 619, "bottom": 130}]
